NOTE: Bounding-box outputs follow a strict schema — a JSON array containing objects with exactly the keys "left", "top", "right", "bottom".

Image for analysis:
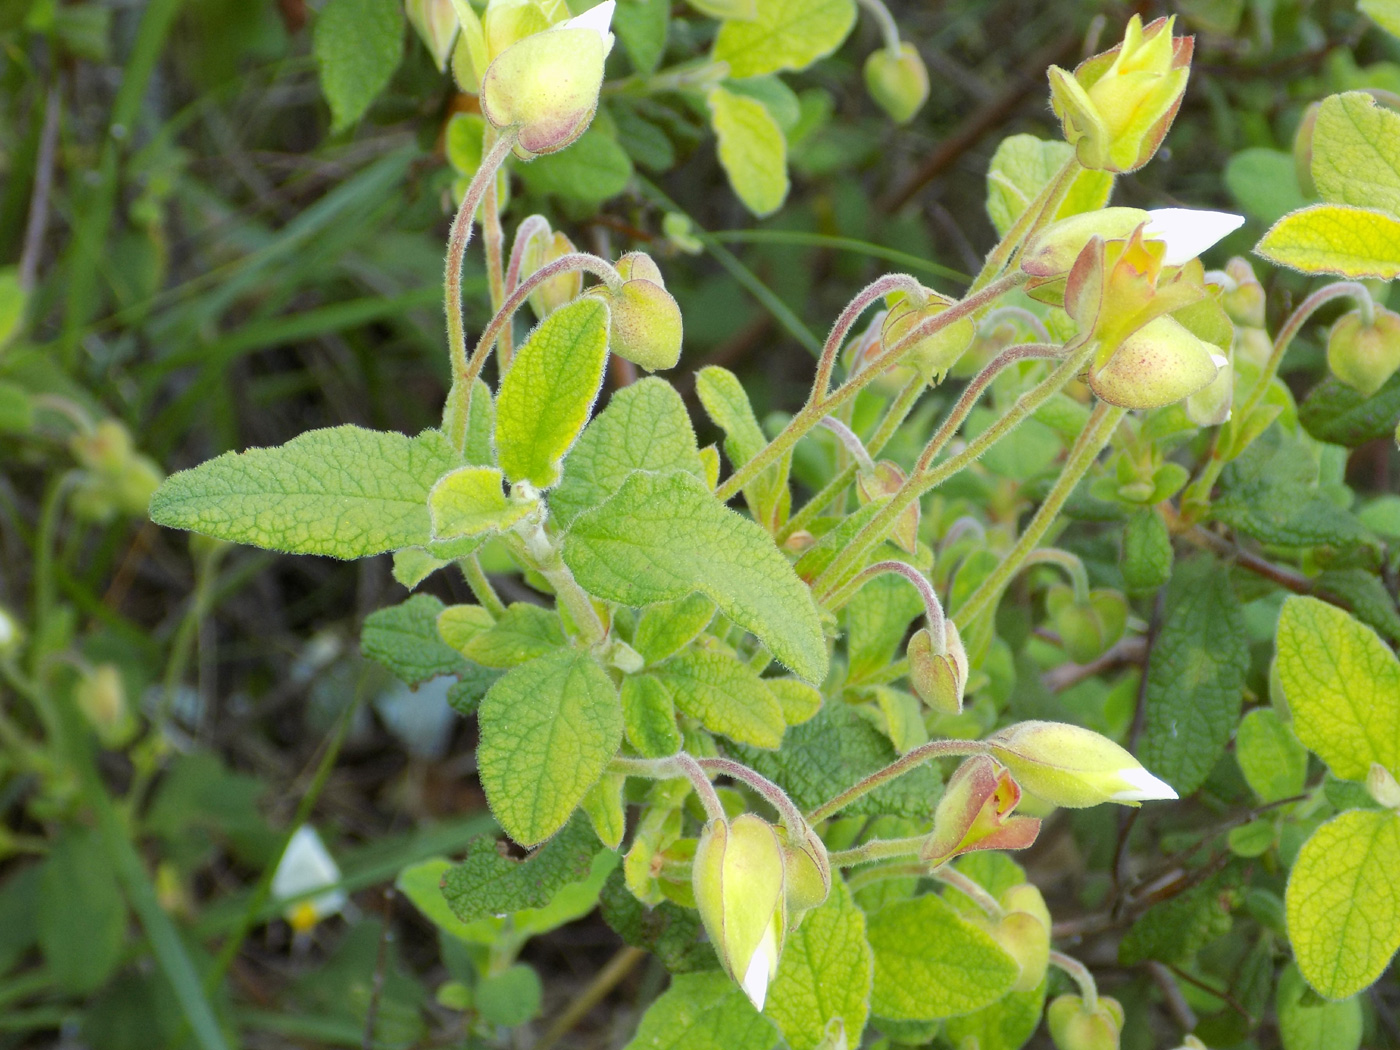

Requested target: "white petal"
[
  {"left": 1209, "top": 353, "right": 1229, "bottom": 370},
  {"left": 1110, "top": 767, "right": 1179, "bottom": 802},
  {"left": 741, "top": 924, "right": 778, "bottom": 1012},
  {"left": 1144, "top": 208, "right": 1245, "bottom": 267},
  {"left": 562, "top": 0, "right": 614, "bottom": 37},
  {"left": 272, "top": 825, "right": 343, "bottom": 902}
]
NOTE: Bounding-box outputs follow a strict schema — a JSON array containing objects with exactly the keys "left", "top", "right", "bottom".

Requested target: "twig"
[
  {"left": 1147, "top": 962, "right": 1200, "bottom": 1031},
  {"left": 1041, "top": 636, "right": 1147, "bottom": 693},
  {"left": 1164, "top": 962, "right": 1250, "bottom": 1022},
  {"left": 1182, "top": 527, "right": 1315, "bottom": 596},
  {"left": 534, "top": 946, "right": 647, "bottom": 1050}
]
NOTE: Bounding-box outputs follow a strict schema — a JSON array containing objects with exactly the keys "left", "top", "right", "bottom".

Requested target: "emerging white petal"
[
  {"left": 1209, "top": 353, "right": 1229, "bottom": 370},
  {"left": 1110, "top": 767, "right": 1179, "bottom": 802},
  {"left": 272, "top": 825, "right": 347, "bottom": 921},
  {"left": 561, "top": 0, "right": 614, "bottom": 46},
  {"left": 1144, "top": 208, "right": 1245, "bottom": 267},
  {"left": 741, "top": 923, "right": 778, "bottom": 1012}
]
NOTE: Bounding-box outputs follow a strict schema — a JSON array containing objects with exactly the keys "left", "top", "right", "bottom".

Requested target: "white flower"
[
  {"left": 1143, "top": 208, "right": 1245, "bottom": 267},
  {"left": 1109, "top": 767, "right": 1179, "bottom": 802},
  {"left": 272, "top": 825, "right": 346, "bottom": 931},
  {"left": 741, "top": 920, "right": 779, "bottom": 1011},
  {"left": 0, "top": 607, "right": 17, "bottom": 651},
  {"left": 558, "top": 0, "right": 614, "bottom": 54}
]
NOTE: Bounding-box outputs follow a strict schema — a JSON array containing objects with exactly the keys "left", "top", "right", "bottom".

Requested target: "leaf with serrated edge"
[
  {"left": 495, "top": 297, "right": 610, "bottom": 489},
  {"left": 712, "top": 0, "right": 855, "bottom": 78},
  {"left": 764, "top": 879, "right": 871, "bottom": 1050},
  {"left": 150, "top": 426, "right": 463, "bottom": 559},
  {"left": 477, "top": 651, "right": 623, "bottom": 846},
  {"left": 440, "top": 815, "right": 602, "bottom": 924},
  {"left": 361, "top": 594, "right": 469, "bottom": 686},
  {"left": 429, "top": 466, "right": 531, "bottom": 540},
  {"left": 1256, "top": 203, "right": 1400, "bottom": 279},
  {"left": 866, "top": 893, "right": 1019, "bottom": 1021},
  {"left": 1285, "top": 809, "right": 1400, "bottom": 998},
  {"left": 641, "top": 649, "right": 785, "bottom": 749},
  {"left": 1275, "top": 596, "right": 1400, "bottom": 781},
  {"left": 623, "top": 972, "right": 777, "bottom": 1050},
  {"left": 563, "top": 470, "right": 827, "bottom": 682},
  {"left": 462, "top": 603, "right": 565, "bottom": 669}
]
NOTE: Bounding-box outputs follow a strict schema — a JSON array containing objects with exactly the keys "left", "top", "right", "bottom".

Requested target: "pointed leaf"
[
  {"left": 711, "top": 0, "right": 855, "bottom": 78},
  {"left": 708, "top": 87, "right": 789, "bottom": 217},
  {"left": 1256, "top": 204, "right": 1400, "bottom": 279}
]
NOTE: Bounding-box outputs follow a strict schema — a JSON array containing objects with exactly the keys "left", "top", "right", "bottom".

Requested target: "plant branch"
[
  {"left": 807, "top": 739, "right": 986, "bottom": 824},
  {"left": 695, "top": 757, "right": 806, "bottom": 834}
]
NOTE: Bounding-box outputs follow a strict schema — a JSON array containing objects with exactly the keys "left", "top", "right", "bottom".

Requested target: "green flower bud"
[
  {"left": 1219, "top": 257, "right": 1265, "bottom": 328},
  {"left": 1048, "top": 15, "right": 1192, "bottom": 173},
  {"left": 856, "top": 461, "right": 918, "bottom": 553},
  {"left": 1234, "top": 324, "right": 1273, "bottom": 368},
  {"left": 922, "top": 755, "right": 1041, "bottom": 867},
  {"left": 589, "top": 255, "right": 684, "bottom": 372},
  {"left": 1047, "top": 994, "right": 1125, "bottom": 1050},
  {"left": 692, "top": 814, "right": 787, "bottom": 1010},
  {"left": 1185, "top": 344, "right": 1233, "bottom": 426},
  {"left": 987, "top": 720, "right": 1177, "bottom": 808},
  {"left": 1088, "top": 314, "right": 1225, "bottom": 410},
  {"left": 1326, "top": 306, "right": 1400, "bottom": 397},
  {"left": 407, "top": 0, "right": 459, "bottom": 70},
  {"left": 881, "top": 294, "right": 976, "bottom": 383},
  {"left": 522, "top": 228, "right": 582, "bottom": 320},
  {"left": 71, "top": 419, "right": 134, "bottom": 474},
  {"left": 778, "top": 822, "right": 831, "bottom": 915},
  {"left": 991, "top": 884, "right": 1052, "bottom": 991},
  {"left": 615, "top": 250, "right": 665, "bottom": 286},
  {"left": 1367, "top": 763, "right": 1400, "bottom": 809},
  {"left": 480, "top": 2, "right": 614, "bottom": 157},
  {"left": 75, "top": 664, "right": 137, "bottom": 748},
  {"left": 1045, "top": 585, "right": 1128, "bottom": 664},
  {"left": 907, "top": 620, "right": 968, "bottom": 715},
  {"left": 864, "top": 43, "right": 929, "bottom": 124}
]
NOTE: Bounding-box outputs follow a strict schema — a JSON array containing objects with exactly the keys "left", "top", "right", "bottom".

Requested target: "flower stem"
[
  {"left": 1019, "top": 547, "right": 1092, "bottom": 604},
  {"left": 828, "top": 561, "right": 946, "bottom": 647},
  {"left": 1050, "top": 950, "right": 1100, "bottom": 1013},
  {"left": 969, "top": 155, "right": 1081, "bottom": 293},
  {"left": 818, "top": 417, "right": 876, "bottom": 474},
  {"left": 481, "top": 127, "right": 510, "bottom": 364},
  {"left": 807, "top": 739, "right": 986, "bottom": 824},
  {"left": 829, "top": 834, "right": 927, "bottom": 867},
  {"left": 458, "top": 554, "right": 507, "bottom": 619},
  {"left": 931, "top": 866, "right": 1005, "bottom": 918},
  {"left": 611, "top": 753, "right": 726, "bottom": 822},
  {"left": 855, "top": 0, "right": 903, "bottom": 53},
  {"left": 695, "top": 756, "right": 806, "bottom": 834}
]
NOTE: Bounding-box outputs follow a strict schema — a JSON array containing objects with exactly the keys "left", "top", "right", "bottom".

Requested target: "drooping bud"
[
  {"left": 881, "top": 293, "right": 976, "bottom": 382},
  {"left": 407, "top": 0, "right": 459, "bottom": 70},
  {"left": 588, "top": 252, "right": 683, "bottom": 372},
  {"left": 778, "top": 822, "right": 831, "bottom": 915},
  {"left": 692, "top": 814, "right": 787, "bottom": 1010},
  {"left": 987, "top": 721, "right": 1178, "bottom": 808},
  {"left": 70, "top": 420, "right": 165, "bottom": 522},
  {"left": 480, "top": 1, "right": 615, "bottom": 157},
  {"left": 922, "top": 755, "right": 1041, "bottom": 867},
  {"left": 271, "top": 825, "right": 347, "bottom": 934},
  {"left": 1088, "top": 314, "right": 1225, "bottom": 410},
  {"left": 991, "top": 884, "right": 1052, "bottom": 991},
  {"left": 864, "top": 43, "right": 929, "bottom": 124},
  {"left": 1367, "top": 763, "right": 1400, "bottom": 809},
  {"left": 1185, "top": 342, "right": 1233, "bottom": 426},
  {"left": 1218, "top": 257, "right": 1265, "bottom": 328},
  {"left": 907, "top": 619, "right": 969, "bottom": 714},
  {"left": 1047, "top": 994, "right": 1126, "bottom": 1050},
  {"left": 75, "top": 664, "right": 137, "bottom": 748},
  {"left": 1047, "top": 15, "right": 1192, "bottom": 173},
  {"left": 521, "top": 228, "right": 582, "bottom": 320},
  {"left": 1044, "top": 585, "right": 1128, "bottom": 664},
  {"left": 1326, "top": 306, "right": 1400, "bottom": 397},
  {"left": 856, "top": 461, "right": 919, "bottom": 553}
]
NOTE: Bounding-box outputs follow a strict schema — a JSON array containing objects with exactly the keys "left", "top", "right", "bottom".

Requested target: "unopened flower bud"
[
  {"left": 987, "top": 721, "right": 1177, "bottom": 808},
  {"left": 272, "top": 825, "right": 347, "bottom": 933},
  {"left": 1234, "top": 324, "right": 1273, "bottom": 368},
  {"left": 864, "top": 43, "right": 929, "bottom": 124},
  {"left": 881, "top": 295, "right": 975, "bottom": 382},
  {"left": 1326, "top": 306, "right": 1400, "bottom": 397},
  {"left": 75, "top": 664, "right": 137, "bottom": 748},
  {"left": 907, "top": 620, "right": 968, "bottom": 715},
  {"left": 480, "top": 1, "right": 615, "bottom": 157},
  {"left": 615, "top": 250, "right": 665, "bottom": 286},
  {"left": 1219, "top": 257, "right": 1265, "bottom": 328},
  {"left": 1047, "top": 994, "right": 1125, "bottom": 1050},
  {"left": 407, "top": 0, "right": 459, "bottom": 70},
  {"left": 778, "top": 822, "right": 831, "bottom": 914},
  {"left": 1185, "top": 344, "right": 1233, "bottom": 426},
  {"left": 589, "top": 255, "right": 683, "bottom": 372},
  {"left": 522, "top": 228, "right": 582, "bottom": 320},
  {"left": 1367, "top": 763, "right": 1400, "bottom": 809},
  {"left": 991, "top": 884, "right": 1052, "bottom": 991},
  {"left": 1045, "top": 585, "right": 1128, "bottom": 664},
  {"left": 1048, "top": 15, "right": 1192, "bottom": 173},
  {"left": 1088, "top": 314, "right": 1225, "bottom": 410},
  {"left": 856, "top": 461, "right": 918, "bottom": 553},
  {"left": 71, "top": 419, "right": 133, "bottom": 474},
  {"left": 692, "top": 814, "right": 786, "bottom": 1010},
  {"left": 922, "top": 755, "right": 1041, "bottom": 867}
]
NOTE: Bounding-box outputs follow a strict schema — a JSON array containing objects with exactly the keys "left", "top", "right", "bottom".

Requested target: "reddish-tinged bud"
[
  {"left": 907, "top": 620, "right": 969, "bottom": 715},
  {"left": 881, "top": 294, "right": 976, "bottom": 382},
  {"left": 856, "top": 461, "right": 918, "bottom": 553},
  {"left": 921, "top": 755, "right": 1042, "bottom": 867}
]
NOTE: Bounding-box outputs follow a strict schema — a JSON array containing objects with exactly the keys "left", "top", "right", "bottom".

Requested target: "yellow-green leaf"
[
  {"left": 1276, "top": 962, "right": 1363, "bottom": 1050},
  {"left": 985, "top": 134, "right": 1114, "bottom": 238},
  {"left": 477, "top": 650, "right": 623, "bottom": 846},
  {"left": 712, "top": 0, "right": 855, "bottom": 78},
  {"left": 1275, "top": 596, "right": 1400, "bottom": 782},
  {"left": 708, "top": 87, "right": 789, "bottom": 217},
  {"left": 1360, "top": 0, "right": 1400, "bottom": 39},
  {"left": 429, "top": 466, "right": 531, "bottom": 540},
  {"left": 1311, "top": 92, "right": 1400, "bottom": 215},
  {"left": 495, "top": 297, "right": 611, "bottom": 489},
  {"left": 1284, "top": 808, "right": 1400, "bottom": 998},
  {"left": 640, "top": 649, "right": 786, "bottom": 749},
  {"left": 1255, "top": 203, "right": 1400, "bottom": 279},
  {"left": 1235, "top": 707, "right": 1308, "bottom": 803}
]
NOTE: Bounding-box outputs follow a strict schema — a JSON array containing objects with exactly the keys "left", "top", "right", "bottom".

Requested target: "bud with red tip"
[
  {"left": 588, "top": 251, "right": 683, "bottom": 372},
  {"left": 921, "top": 755, "right": 1041, "bottom": 867},
  {"left": 907, "top": 619, "right": 969, "bottom": 715}
]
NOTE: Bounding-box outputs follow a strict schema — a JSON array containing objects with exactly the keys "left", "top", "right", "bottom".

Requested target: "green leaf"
[
  {"left": 985, "top": 134, "right": 1113, "bottom": 237},
  {"left": 943, "top": 980, "right": 1047, "bottom": 1050},
  {"left": 1311, "top": 92, "right": 1400, "bottom": 214},
  {"left": 1121, "top": 508, "right": 1174, "bottom": 594},
  {"left": 1318, "top": 569, "right": 1400, "bottom": 646},
  {"left": 0, "top": 267, "right": 24, "bottom": 348},
  {"left": 477, "top": 650, "right": 624, "bottom": 845},
  {"left": 764, "top": 879, "right": 872, "bottom": 1050},
  {"left": 623, "top": 972, "right": 777, "bottom": 1050},
  {"left": 613, "top": 0, "right": 669, "bottom": 75},
  {"left": 476, "top": 964, "right": 543, "bottom": 1026},
  {"left": 1140, "top": 557, "right": 1249, "bottom": 796},
  {"left": 1255, "top": 203, "right": 1400, "bottom": 279},
  {"left": 1225, "top": 148, "right": 1309, "bottom": 225},
  {"left": 1276, "top": 962, "right": 1363, "bottom": 1050},
  {"left": 1275, "top": 595, "right": 1400, "bottom": 782},
  {"left": 711, "top": 0, "right": 855, "bottom": 78},
  {"left": 563, "top": 469, "right": 827, "bottom": 682},
  {"left": 1118, "top": 866, "right": 1241, "bottom": 966},
  {"left": 582, "top": 773, "right": 628, "bottom": 850},
  {"left": 0, "top": 381, "right": 34, "bottom": 434},
  {"left": 1285, "top": 808, "right": 1400, "bottom": 998},
  {"left": 458, "top": 602, "right": 565, "bottom": 669},
  {"left": 845, "top": 573, "right": 925, "bottom": 685},
  {"left": 695, "top": 366, "right": 790, "bottom": 530},
  {"left": 38, "top": 825, "right": 127, "bottom": 993},
  {"left": 314, "top": 0, "right": 404, "bottom": 133},
  {"left": 766, "top": 677, "right": 822, "bottom": 725},
  {"left": 150, "top": 426, "right": 462, "bottom": 559},
  {"left": 550, "top": 377, "right": 705, "bottom": 531},
  {"left": 599, "top": 868, "right": 717, "bottom": 973},
  {"left": 440, "top": 815, "right": 603, "bottom": 924},
  {"left": 1235, "top": 707, "right": 1308, "bottom": 803},
  {"left": 391, "top": 548, "right": 447, "bottom": 590},
  {"left": 621, "top": 673, "right": 684, "bottom": 757},
  {"left": 866, "top": 893, "right": 1019, "bottom": 1021},
  {"left": 361, "top": 594, "right": 468, "bottom": 686},
  {"left": 1360, "top": 0, "right": 1400, "bottom": 37},
  {"left": 707, "top": 87, "right": 789, "bottom": 217},
  {"left": 725, "top": 76, "right": 802, "bottom": 132},
  {"left": 516, "top": 129, "right": 635, "bottom": 203},
  {"left": 428, "top": 466, "right": 530, "bottom": 539},
  {"left": 1299, "top": 370, "right": 1400, "bottom": 448},
  {"left": 634, "top": 592, "right": 717, "bottom": 665},
  {"left": 495, "top": 297, "right": 611, "bottom": 489},
  {"left": 639, "top": 649, "right": 786, "bottom": 749},
  {"left": 732, "top": 703, "right": 939, "bottom": 820}
]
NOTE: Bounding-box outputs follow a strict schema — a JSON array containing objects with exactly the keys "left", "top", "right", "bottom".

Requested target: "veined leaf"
[
  {"left": 1255, "top": 203, "right": 1400, "bottom": 279},
  {"left": 1311, "top": 92, "right": 1400, "bottom": 215},
  {"left": 563, "top": 469, "right": 827, "bottom": 682},
  {"left": 1276, "top": 962, "right": 1363, "bottom": 1050},
  {"left": 640, "top": 649, "right": 786, "bottom": 749},
  {"left": 477, "top": 650, "right": 623, "bottom": 846},
  {"left": 1235, "top": 707, "right": 1308, "bottom": 803},
  {"left": 314, "top": 0, "right": 404, "bottom": 133},
  {"left": 712, "top": 0, "right": 855, "bottom": 79},
  {"left": 429, "top": 466, "right": 531, "bottom": 539},
  {"left": 695, "top": 365, "right": 791, "bottom": 529},
  {"left": 985, "top": 134, "right": 1113, "bottom": 237},
  {"left": 149, "top": 426, "right": 463, "bottom": 559},
  {"left": 362, "top": 594, "right": 468, "bottom": 686},
  {"left": 708, "top": 87, "right": 789, "bottom": 218},
  {"left": 634, "top": 593, "right": 717, "bottom": 665},
  {"left": 943, "top": 980, "right": 1047, "bottom": 1050},
  {"left": 623, "top": 972, "right": 777, "bottom": 1050},
  {"left": 440, "top": 815, "right": 603, "bottom": 924},
  {"left": 462, "top": 603, "right": 566, "bottom": 669}
]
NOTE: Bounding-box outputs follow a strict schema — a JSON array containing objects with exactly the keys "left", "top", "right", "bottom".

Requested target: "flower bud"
[
  {"left": 881, "top": 294, "right": 975, "bottom": 382},
  {"left": 1088, "top": 314, "right": 1225, "bottom": 410},
  {"left": 615, "top": 251, "right": 666, "bottom": 286},
  {"left": 1185, "top": 343, "right": 1233, "bottom": 426},
  {"left": 1047, "top": 994, "right": 1125, "bottom": 1050},
  {"left": 778, "top": 822, "right": 831, "bottom": 915},
  {"left": 1367, "top": 762, "right": 1400, "bottom": 809},
  {"left": 1048, "top": 15, "right": 1192, "bottom": 173},
  {"left": 987, "top": 721, "right": 1178, "bottom": 808},
  {"left": 71, "top": 419, "right": 134, "bottom": 474},
  {"left": 480, "top": 2, "right": 615, "bottom": 157},
  {"left": 864, "top": 43, "right": 929, "bottom": 124},
  {"left": 75, "top": 664, "right": 137, "bottom": 748},
  {"left": 588, "top": 255, "right": 683, "bottom": 372},
  {"left": 272, "top": 825, "right": 347, "bottom": 933},
  {"left": 991, "top": 884, "right": 1052, "bottom": 991},
  {"left": 407, "top": 0, "right": 459, "bottom": 70},
  {"left": 1326, "top": 306, "right": 1400, "bottom": 397},
  {"left": 522, "top": 228, "right": 583, "bottom": 320},
  {"left": 692, "top": 814, "right": 787, "bottom": 1010},
  {"left": 1045, "top": 585, "right": 1128, "bottom": 665},
  {"left": 922, "top": 755, "right": 1041, "bottom": 867},
  {"left": 856, "top": 461, "right": 918, "bottom": 553},
  {"left": 1219, "top": 257, "right": 1265, "bottom": 328},
  {"left": 907, "top": 620, "right": 968, "bottom": 715}
]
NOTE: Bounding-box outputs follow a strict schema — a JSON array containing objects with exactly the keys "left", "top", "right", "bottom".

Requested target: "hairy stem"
[
  {"left": 807, "top": 739, "right": 986, "bottom": 824},
  {"left": 931, "top": 867, "right": 1005, "bottom": 918},
  {"left": 829, "top": 834, "right": 928, "bottom": 867},
  {"left": 695, "top": 756, "right": 806, "bottom": 834},
  {"left": 818, "top": 416, "right": 876, "bottom": 473},
  {"left": 969, "top": 154, "right": 1081, "bottom": 293},
  {"left": 855, "top": 0, "right": 903, "bottom": 53},
  {"left": 611, "top": 753, "right": 726, "bottom": 822},
  {"left": 459, "top": 554, "right": 507, "bottom": 619},
  {"left": 1050, "top": 950, "right": 1100, "bottom": 1013},
  {"left": 1019, "top": 547, "right": 1092, "bottom": 604}
]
